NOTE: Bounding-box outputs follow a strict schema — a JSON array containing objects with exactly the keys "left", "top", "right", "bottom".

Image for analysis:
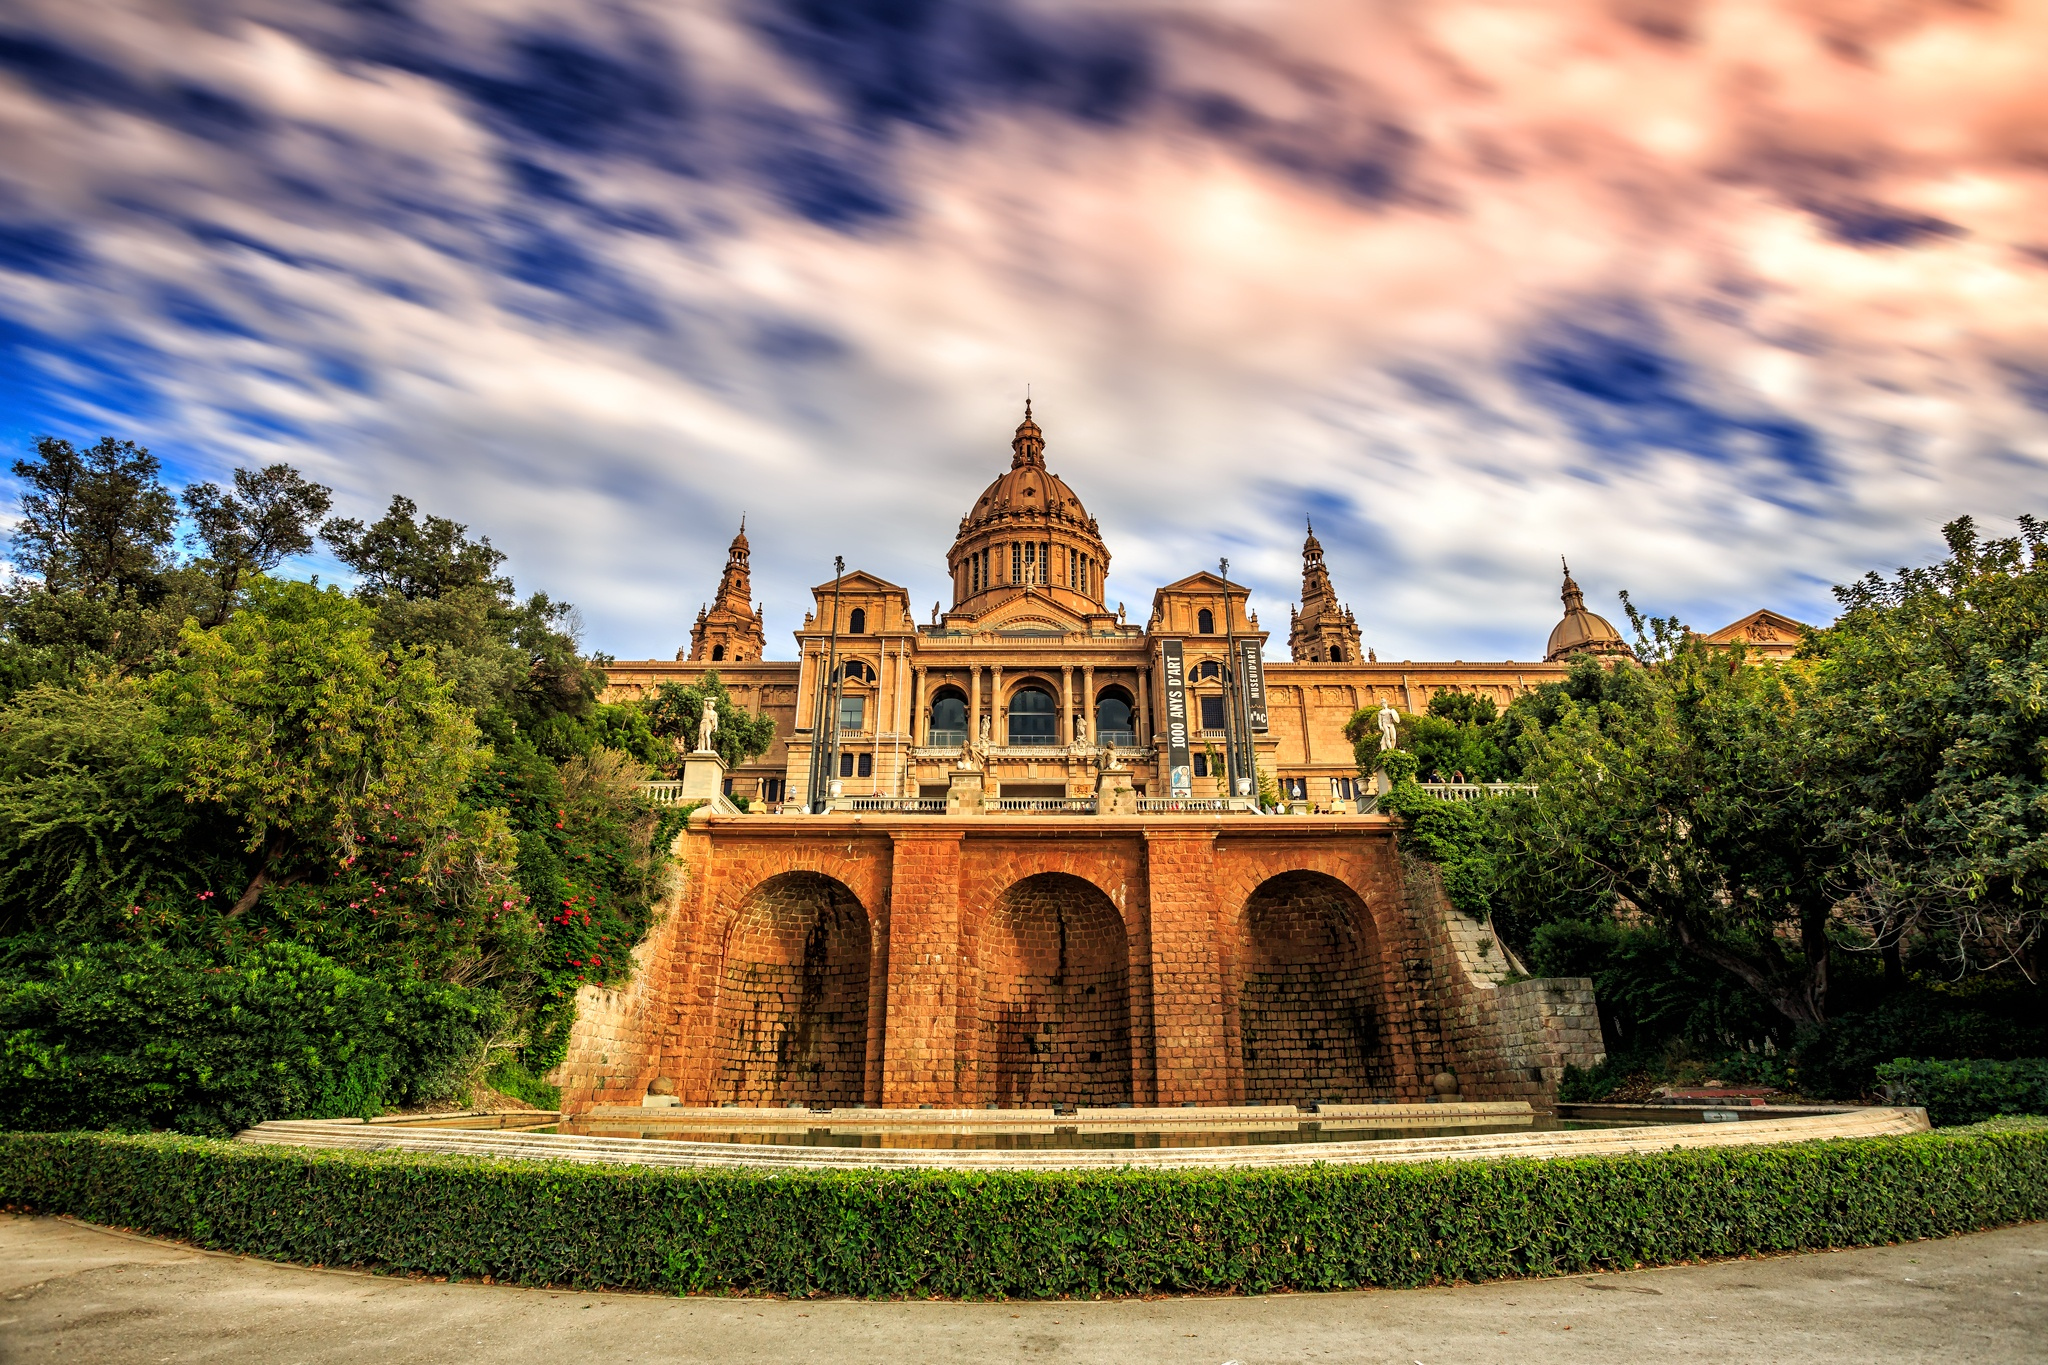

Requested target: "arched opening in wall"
[
  {"left": 849, "top": 607, "right": 866, "bottom": 634},
  {"left": 1094, "top": 687, "right": 1135, "bottom": 748},
  {"left": 714, "top": 872, "right": 871, "bottom": 1106},
  {"left": 1238, "top": 871, "right": 1392, "bottom": 1103},
  {"left": 1197, "top": 608, "right": 1215, "bottom": 634},
  {"left": 1008, "top": 685, "right": 1056, "bottom": 745},
  {"left": 1329, "top": 645, "right": 1344, "bottom": 661},
  {"left": 928, "top": 686, "right": 967, "bottom": 745},
  {"left": 974, "top": 873, "right": 1132, "bottom": 1106},
  {"left": 712, "top": 644, "right": 726, "bottom": 661}
]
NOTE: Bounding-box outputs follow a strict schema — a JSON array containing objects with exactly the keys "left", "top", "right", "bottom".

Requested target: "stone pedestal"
[
  {"left": 678, "top": 750, "right": 727, "bottom": 804},
  {"left": 946, "top": 768, "right": 986, "bottom": 816},
  {"left": 1094, "top": 766, "right": 1137, "bottom": 815}
]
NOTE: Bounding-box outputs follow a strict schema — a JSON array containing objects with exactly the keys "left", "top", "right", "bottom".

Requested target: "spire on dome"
[
  {"left": 1560, "top": 556, "right": 1586, "bottom": 612},
  {"left": 1010, "top": 398, "right": 1045, "bottom": 468}
]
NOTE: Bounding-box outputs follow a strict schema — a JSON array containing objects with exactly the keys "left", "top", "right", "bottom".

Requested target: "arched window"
[
  {"left": 849, "top": 607, "right": 866, "bottom": 634},
  {"left": 928, "top": 688, "right": 968, "bottom": 745},
  {"left": 1328, "top": 645, "right": 1344, "bottom": 662},
  {"left": 1197, "top": 608, "right": 1215, "bottom": 634},
  {"left": 837, "top": 659, "right": 874, "bottom": 683},
  {"left": 711, "top": 644, "right": 725, "bottom": 661},
  {"left": 1197, "top": 659, "right": 1221, "bottom": 681},
  {"left": 1094, "top": 691, "right": 1135, "bottom": 748},
  {"left": 1008, "top": 687, "right": 1057, "bottom": 745}
]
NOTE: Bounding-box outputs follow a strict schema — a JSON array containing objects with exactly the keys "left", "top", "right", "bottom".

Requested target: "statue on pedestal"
[
  {"left": 696, "top": 699, "right": 720, "bottom": 754},
  {"left": 1375, "top": 701, "right": 1400, "bottom": 753}
]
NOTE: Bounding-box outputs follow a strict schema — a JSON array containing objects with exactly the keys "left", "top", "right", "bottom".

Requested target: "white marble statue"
[
  {"left": 696, "top": 699, "right": 720, "bottom": 754},
  {"left": 1375, "top": 701, "right": 1400, "bottom": 753}
]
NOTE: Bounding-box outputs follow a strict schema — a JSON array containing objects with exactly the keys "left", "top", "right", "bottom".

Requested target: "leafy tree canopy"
[{"left": 645, "top": 671, "right": 777, "bottom": 773}]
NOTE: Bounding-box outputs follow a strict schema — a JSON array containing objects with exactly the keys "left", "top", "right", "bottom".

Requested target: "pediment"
[
  {"left": 973, "top": 590, "right": 1091, "bottom": 633},
  {"left": 809, "top": 569, "right": 906, "bottom": 598},
  {"left": 1705, "top": 609, "right": 1806, "bottom": 645}
]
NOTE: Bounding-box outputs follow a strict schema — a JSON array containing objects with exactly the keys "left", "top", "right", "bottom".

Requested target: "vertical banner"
[
  {"left": 1238, "top": 638, "right": 1268, "bottom": 732},
  {"left": 1162, "top": 639, "right": 1192, "bottom": 796}
]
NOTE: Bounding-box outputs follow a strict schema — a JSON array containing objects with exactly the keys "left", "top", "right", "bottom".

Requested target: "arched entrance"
[
  {"left": 1237, "top": 871, "right": 1391, "bottom": 1102},
  {"left": 713, "top": 872, "right": 872, "bottom": 1106},
  {"left": 973, "top": 873, "right": 1132, "bottom": 1106}
]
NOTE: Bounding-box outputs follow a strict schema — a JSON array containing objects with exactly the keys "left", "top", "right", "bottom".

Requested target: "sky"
[{"left": 1, "top": 0, "right": 2044, "bottom": 663}]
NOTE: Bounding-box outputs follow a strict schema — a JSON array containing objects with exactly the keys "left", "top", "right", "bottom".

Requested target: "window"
[
  {"left": 723, "top": 778, "right": 734, "bottom": 795},
  {"left": 1041, "top": 542, "right": 1050, "bottom": 584},
  {"left": 762, "top": 777, "right": 784, "bottom": 802},
  {"left": 1193, "top": 752, "right": 1210, "bottom": 777},
  {"left": 1067, "top": 546, "right": 1078, "bottom": 587},
  {"left": 1333, "top": 776, "right": 1354, "bottom": 801},
  {"left": 1011, "top": 542, "right": 1020, "bottom": 582},
  {"left": 711, "top": 644, "right": 725, "bottom": 661},
  {"left": 1094, "top": 694, "right": 1135, "bottom": 747},
  {"left": 1199, "top": 695, "right": 1226, "bottom": 730},
  {"left": 838, "top": 695, "right": 865, "bottom": 731},
  {"left": 1284, "top": 777, "right": 1308, "bottom": 801},
  {"left": 839, "top": 752, "right": 854, "bottom": 777},
  {"left": 929, "top": 691, "right": 967, "bottom": 745},
  {"left": 837, "top": 659, "right": 874, "bottom": 683},
  {"left": 1196, "top": 659, "right": 1221, "bottom": 681},
  {"left": 1197, "top": 608, "right": 1215, "bottom": 634},
  {"left": 849, "top": 607, "right": 866, "bottom": 634},
  {"left": 981, "top": 548, "right": 989, "bottom": 590},
  {"left": 1329, "top": 645, "right": 1344, "bottom": 661},
  {"left": 858, "top": 752, "right": 873, "bottom": 777},
  {"left": 1008, "top": 687, "right": 1057, "bottom": 745}
]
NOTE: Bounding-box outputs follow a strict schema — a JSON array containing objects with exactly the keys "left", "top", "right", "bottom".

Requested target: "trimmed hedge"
[
  {"left": 3, "top": 1126, "right": 2046, "bottom": 1297},
  {"left": 1877, "top": 1058, "right": 2048, "bottom": 1128}
]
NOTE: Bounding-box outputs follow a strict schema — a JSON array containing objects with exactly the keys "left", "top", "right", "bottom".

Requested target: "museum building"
[{"left": 600, "top": 404, "right": 1747, "bottom": 809}]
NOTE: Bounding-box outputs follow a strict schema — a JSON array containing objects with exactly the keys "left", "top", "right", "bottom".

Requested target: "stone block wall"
[{"left": 551, "top": 814, "right": 1603, "bottom": 1113}]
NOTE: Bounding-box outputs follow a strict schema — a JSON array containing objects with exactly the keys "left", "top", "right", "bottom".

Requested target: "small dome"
[
  {"left": 963, "top": 401, "right": 1095, "bottom": 530},
  {"left": 1545, "top": 561, "right": 1630, "bottom": 662}
]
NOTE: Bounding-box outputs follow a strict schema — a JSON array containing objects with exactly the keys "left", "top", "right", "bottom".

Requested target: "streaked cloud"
[{"left": 1, "top": 0, "right": 2043, "bottom": 661}]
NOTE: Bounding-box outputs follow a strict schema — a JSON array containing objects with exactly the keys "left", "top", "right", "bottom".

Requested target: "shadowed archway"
[
  {"left": 713, "top": 872, "right": 871, "bottom": 1106},
  {"left": 1237, "top": 871, "right": 1391, "bottom": 1102},
  {"left": 973, "top": 872, "right": 1132, "bottom": 1107}
]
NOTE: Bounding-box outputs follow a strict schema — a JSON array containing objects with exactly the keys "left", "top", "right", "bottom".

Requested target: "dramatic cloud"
[{"left": 1, "top": 0, "right": 2044, "bottom": 660}]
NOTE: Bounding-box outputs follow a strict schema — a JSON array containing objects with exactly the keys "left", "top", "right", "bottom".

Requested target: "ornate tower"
[
  {"left": 942, "top": 401, "right": 1113, "bottom": 623},
  {"left": 1288, "top": 519, "right": 1364, "bottom": 663},
  {"left": 683, "top": 519, "right": 767, "bottom": 662},
  {"left": 1543, "top": 560, "right": 1632, "bottom": 663}
]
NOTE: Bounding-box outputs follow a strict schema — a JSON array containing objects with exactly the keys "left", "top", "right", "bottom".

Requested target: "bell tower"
[
  {"left": 1288, "top": 519, "right": 1364, "bottom": 663},
  {"left": 684, "top": 519, "right": 768, "bottom": 662}
]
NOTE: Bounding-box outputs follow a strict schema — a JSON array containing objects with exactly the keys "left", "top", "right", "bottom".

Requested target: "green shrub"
[
  {"left": 484, "top": 1055, "right": 561, "bottom": 1110},
  {"left": 1875, "top": 1058, "right": 2048, "bottom": 1127},
  {"left": 2, "top": 1126, "right": 2044, "bottom": 1297},
  {"left": 0, "top": 942, "right": 505, "bottom": 1135},
  {"left": 1791, "top": 988, "right": 2048, "bottom": 1100}
]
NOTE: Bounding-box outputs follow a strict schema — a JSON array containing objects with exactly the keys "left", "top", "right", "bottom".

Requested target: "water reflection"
[{"left": 542, "top": 1118, "right": 1637, "bottom": 1150}]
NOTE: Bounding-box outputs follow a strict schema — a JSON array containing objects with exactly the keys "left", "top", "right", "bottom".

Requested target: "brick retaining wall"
[{"left": 549, "top": 814, "right": 1604, "bottom": 1111}]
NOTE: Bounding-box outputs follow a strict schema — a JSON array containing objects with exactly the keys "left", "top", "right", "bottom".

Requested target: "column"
[
  {"left": 1144, "top": 830, "right": 1233, "bottom": 1105},
  {"left": 968, "top": 665, "right": 981, "bottom": 743},
  {"left": 1082, "top": 664, "right": 1095, "bottom": 741},
  {"left": 913, "top": 666, "right": 928, "bottom": 746},
  {"left": 991, "top": 666, "right": 1004, "bottom": 743},
  {"left": 1136, "top": 666, "right": 1151, "bottom": 745},
  {"left": 880, "top": 829, "right": 964, "bottom": 1107},
  {"left": 1060, "top": 665, "right": 1073, "bottom": 746}
]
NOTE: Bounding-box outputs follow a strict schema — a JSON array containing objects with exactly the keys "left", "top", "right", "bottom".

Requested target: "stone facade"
[{"left": 549, "top": 812, "right": 1606, "bottom": 1112}]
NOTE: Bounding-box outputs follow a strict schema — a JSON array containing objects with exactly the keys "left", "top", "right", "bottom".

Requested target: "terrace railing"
[{"left": 994, "top": 797, "right": 1097, "bottom": 814}]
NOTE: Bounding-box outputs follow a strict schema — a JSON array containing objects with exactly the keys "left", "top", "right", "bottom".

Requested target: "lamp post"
[
  {"left": 808, "top": 556, "right": 846, "bottom": 813},
  {"left": 1218, "top": 557, "right": 1256, "bottom": 805}
]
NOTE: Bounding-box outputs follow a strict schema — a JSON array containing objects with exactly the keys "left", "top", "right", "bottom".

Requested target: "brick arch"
[
  {"left": 1234, "top": 870, "right": 1397, "bottom": 1103},
  {"left": 711, "top": 871, "right": 873, "bottom": 1106},
  {"left": 966, "top": 872, "right": 1134, "bottom": 1107}
]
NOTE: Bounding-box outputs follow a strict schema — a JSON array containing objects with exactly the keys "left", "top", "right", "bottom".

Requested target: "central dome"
[
  {"left": 963, "top": 402, "right": 1096, "bottom": 531},
  {"left": 943, "top": 403, "right": 1112, "bottom": 621}
]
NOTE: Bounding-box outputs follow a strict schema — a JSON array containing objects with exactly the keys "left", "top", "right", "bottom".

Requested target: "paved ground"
[{"left": 0, "top": 1215, "right": 2042, "bottom": 1364}]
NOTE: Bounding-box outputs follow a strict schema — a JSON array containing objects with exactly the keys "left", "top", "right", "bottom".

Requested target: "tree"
[
  {"left": 7, "top": 437, "right": 177, "bottom": 601},
  {"left": 1503, "top": 626, "right": 1848, "bottom": 1025},
  {"left": 644, "top": 672, "right": 776, "bottom": 772},
  {"left": 1806, "top": 515, "right": 2048, "bottom": 982},
  {"left": 150, "top": 578, "right": 496, "bottom": 917},
  {"left": 320, "top": 496, "right": 601, "bottom": 739},
  {"left": 321, "top": 495, "right": 511, "bottom": 604},
  {"left": 182, "top": 463, "right": 333, "bottom": 626}
]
